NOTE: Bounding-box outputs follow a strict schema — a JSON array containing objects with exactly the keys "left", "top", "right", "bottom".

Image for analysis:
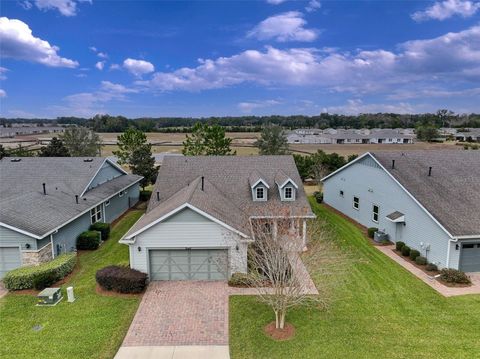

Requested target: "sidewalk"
[{"left": 376, "top": 245, "right": 480, "bottom": 297}]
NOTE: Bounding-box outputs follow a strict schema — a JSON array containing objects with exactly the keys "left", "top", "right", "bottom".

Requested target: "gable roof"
[
  {"left": 127, "top": 156, "right": 314, "bottom": 240},
  {"left": 0, "top": 157, "right": 142, "bottom": 238},
  {"left": 323, "top": 151, "right": 480, "bottom": 237}
]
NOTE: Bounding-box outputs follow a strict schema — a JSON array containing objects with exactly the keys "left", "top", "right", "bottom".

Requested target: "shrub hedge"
[
  {"left": 96, "top": 265, "right": 148, "bottom": 294},
  {"left": 426, "top": 263, "right": 438, "bottom": 272},
  {"left": 3, "top": 253, "right": 76, "bottom": 290},
  {"left": 367, "top": 227, "right": 378, "bottom": 239},
  {"left": 401, "top": 245, "right": 411, "bottom": 257},
  {"left": 89, "top": 222, "right": 111, "bottom": 241},
  {"left": 415, "top": 256, "right": 427, "bottom": 265},
  {"left": 409, "top": 249, "right": 421, "bottom": 261},
  {"left": 77, "top": 230, "right": 101, "bottom": 250},
  {"left": 440, "top": 268, "right": 471, "bottom": 285},
  {"left": 395, "top": 241, "right": 405, "bottom": 251},
  {"left": 139, "top": 190, "right": 152, "bottom": 201},
  {"left": 228, "top": 272, "right": 253, "bottom": 287},
  {"left": 313, "top": 191, "right": 323, "bottom": 204}
]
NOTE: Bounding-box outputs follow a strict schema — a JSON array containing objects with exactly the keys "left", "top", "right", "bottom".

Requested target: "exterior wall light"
[{"left": 137, "top": 246, "right": 142, "bottom": 252}]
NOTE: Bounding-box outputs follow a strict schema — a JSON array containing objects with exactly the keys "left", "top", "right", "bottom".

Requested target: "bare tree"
[{"left": 243, "top": 205, "right": 349, "bottom": 331}]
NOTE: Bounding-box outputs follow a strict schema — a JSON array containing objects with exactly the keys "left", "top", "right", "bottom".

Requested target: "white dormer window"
[
  {"left": 256, "top": 187, "right": 265, "bottom": 200},
  {"left": 284, "top": 187, "right": 293, "bottom": 199}
]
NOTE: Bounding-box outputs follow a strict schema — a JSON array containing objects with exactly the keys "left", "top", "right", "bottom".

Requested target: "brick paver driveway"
[{"left": 122, "top": 281, "right": 229, "bottom": 346}]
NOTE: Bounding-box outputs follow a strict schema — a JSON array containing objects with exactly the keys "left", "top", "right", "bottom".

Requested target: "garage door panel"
[
  {"left": 149, "top": 249, "right": 228, "bottom": 281},
  {"left": 460, "top": 243, "right": 480, "bottom": 272}
]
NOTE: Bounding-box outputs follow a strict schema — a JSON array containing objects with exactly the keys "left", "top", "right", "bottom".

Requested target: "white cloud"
[
  {"left": 26, "top": 0, "right": 92, "bottom": 17},
  {"left": 0, "top": 17, "right": 78, "bottom": 68},
  {"left": 97, "top": 52, "right": 108, "bottom": 59},
  {"left": 138, "top": 25, "right": 480, "bottom": 96},
  {"left": 248, "top": 12, "right": 318, "bottom": 42},
  {"left": 305, "top": 0, "right": 321, "bottom": 13},
  {"left": 95, "top": 61, "right": 105, "bottom": 70},
  {"left": 123, "top": 58, "right": 155, "bottom": 77},
  {"left": 109, "top": 63, "right": 121, "bottom": 70},
  {"left": 89, "top": 46, "right": 97, "bottom": 52},
  {"left": 0, "top": 67, "right": 8, "bottom": 80},
  {"left": 323, "top": 99, "right": 416, "bottom": 115},
  {"left": 266, "top": 0, "right": 287, "bottom": 4},
  {"left": 238, "top": 100, "right": 281, "bottom": 113},
  {"left": 100, "top": 80, "right": 138, "bottom": 94},
  {"left": 411, "top": 0, "right": 480, "bottom": 21},
  {"left": 0, "top": 89, "right": 6, "bottom": 98}
]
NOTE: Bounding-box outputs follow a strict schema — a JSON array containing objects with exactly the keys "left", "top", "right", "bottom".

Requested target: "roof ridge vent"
[
  {"left": 83, "top": 158, "right": 94, "bottom": 162},
  {"left": 10, "top": 158, "right": 21, "bottom": 162}
]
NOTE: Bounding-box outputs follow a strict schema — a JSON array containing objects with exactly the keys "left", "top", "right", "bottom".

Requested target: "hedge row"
[
  {"left": 96, "top": 265, "right": 148, "bottom": 294},
  {"left": 77, "top": 230, "right": 101, "bottom": 250},
  {"left": 3, "top": 253, "right": 77, "bottom": 290},
  {"left": 89, "top": 222, "right": 110, "bottom": 241}
]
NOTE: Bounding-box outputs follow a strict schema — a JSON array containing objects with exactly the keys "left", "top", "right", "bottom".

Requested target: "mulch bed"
[
  {"left": 95, "top": 284, "right": 144, "bottom": 298},
  {"left": 392, "top": 249, "right": 440, "bottom": 276},
  {"left": 264, "top": 322, "right": 295, "bottom": 341}
]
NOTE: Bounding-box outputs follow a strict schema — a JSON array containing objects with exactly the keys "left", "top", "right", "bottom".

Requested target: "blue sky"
[{"left": 0, "top": 0, "right": 479, "bottom": 118}]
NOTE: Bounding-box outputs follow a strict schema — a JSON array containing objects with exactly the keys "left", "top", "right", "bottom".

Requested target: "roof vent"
[
  {"left": 10, "top": 158, "right": 21, "bottom": 162},
  {"left": 391, "top": 160, "right": 395, "bottom": 169},
  {"left": 428, "top": 166, "right": 432, "bottom": 177},
  {"left": 83, "top": 158, "right": 94, "bottom": 162}
]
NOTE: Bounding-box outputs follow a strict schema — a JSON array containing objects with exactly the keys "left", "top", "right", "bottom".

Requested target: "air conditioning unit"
[{"left": 374, "top": 231, "right": 389, "bottom": 243}]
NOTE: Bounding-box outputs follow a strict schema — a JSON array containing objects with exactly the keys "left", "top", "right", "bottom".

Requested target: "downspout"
[{"left": 50, "top": 234, "right": 55, "bottom": 259}]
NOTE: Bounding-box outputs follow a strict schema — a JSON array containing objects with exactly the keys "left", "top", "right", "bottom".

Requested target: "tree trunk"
[
  {"left": 274, "top": 310, "right": 279, "bottom": 329},
  {"left": 279, "top": 310, "right": 286, "bottom": 329}
]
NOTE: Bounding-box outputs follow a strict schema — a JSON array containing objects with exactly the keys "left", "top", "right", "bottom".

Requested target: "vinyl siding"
[
  {"left": 51, "top": 212, "right": 92, "bottom": 256},
  {"left": 88, "top": 161, "right": 123, "bottom": 190},
  {"left": 129, "top": 208, "right": 247, "bottom": 277},
  {"left": 105, "top": 183, "right": 140, "bottom": 223},
  {"left": 0, "top": 226, "right": 37, "bottom": 250},
  {"left": 323, "top": 155, "right": 452, "bottom": 269}
]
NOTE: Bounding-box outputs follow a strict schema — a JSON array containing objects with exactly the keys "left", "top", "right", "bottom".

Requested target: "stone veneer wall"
[{"left": 22, "top": 243, "right": 53, "bottom": 266}]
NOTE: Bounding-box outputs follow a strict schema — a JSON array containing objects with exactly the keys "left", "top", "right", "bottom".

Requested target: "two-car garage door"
[
  {"left": 0, "top": 247, "right": 22, "bottom": 279},
  {"left": 149, "top": 249, "right": 228, "bottom": 280}
]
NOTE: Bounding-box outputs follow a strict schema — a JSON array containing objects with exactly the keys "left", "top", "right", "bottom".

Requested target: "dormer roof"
[
  {"left": 249, "top": 170, "right": 270, "bottom": 189},
  {"left": 274, "top": 170, "right": 298, "bottom": 189}
]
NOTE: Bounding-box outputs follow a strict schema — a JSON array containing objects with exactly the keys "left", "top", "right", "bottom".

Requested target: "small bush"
[
  {"left": 426, "top": 263, "right": 438, "bottom": 272},
  {"left": 77, "top": 230, "right": 101, "bottom": 250},
  {"left": 3, "top": 253, "right": 76, "bottom": 290},
  {"left": 401, "top": 245, "right": 411, "bottom": 257},
  {"left": 96, "top": 265, "right": 148, "bottom": 294},
  {"left": 89, "top": 222, "right": 110, "bottom": 241},
  {"left": 313, "top": 191, "right": 323, "bottom": 204},
  {"left": 409, "top": 249, "right": 421, "bottom": 261},
  {"left": 228, "top": 272, "right": 252, "bottom": 287},
  {"left": 367, "top": 227, "right": 378, "bottom": 239},
  {"left": 140, "top": 190, "right": 152, "bottom": 201},
  {"left": 415, "top": 256, "right": 427, "bottom": 265},
  {"left": 440, "top": 268, "right": 471, "bottom": 284},
  {"left": 395, "top": 241, "right": 405, "bottom": 251}
]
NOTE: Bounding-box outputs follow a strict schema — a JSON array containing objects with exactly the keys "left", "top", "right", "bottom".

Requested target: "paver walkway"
[
  {"left": 0, "top": 281, "right": 7, "bottom": 299},
  {"left": 122, "top": 281, "right": 229, "bottom": 347},
  {"left": 376, "top": 245, "right": 480, "bottom": 297}
]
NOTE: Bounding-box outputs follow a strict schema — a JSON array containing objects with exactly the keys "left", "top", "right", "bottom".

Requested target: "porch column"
[
  {"left": 273, "top": 220, "right": 278, "bottom": 241},
  {"left": 302, "top": 219, "right": 307, "bottom": 249}
]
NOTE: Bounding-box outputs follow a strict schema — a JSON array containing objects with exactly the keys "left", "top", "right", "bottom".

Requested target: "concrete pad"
[{"left": 115, "top": 346, "right": 230, "bottom": 359}]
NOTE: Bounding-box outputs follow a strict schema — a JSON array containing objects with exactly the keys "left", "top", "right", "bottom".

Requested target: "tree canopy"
[
  {"left": 60, "top": 127, "right": 102, "bottom": 156},
  {"left": 38, "top": 137, "right": 70, "bottom": 157},
  {"left": 182, "top": 122, "right": 235, "bottom": 156},
  {"left": 255, "top": 124, "right": 290, "bottom": 155},
  {"left": 130, "top": 144, "right": 158, "bottom": 189},
  {"left": 113, "top": 128, "right": 148, "bottom": 165}
]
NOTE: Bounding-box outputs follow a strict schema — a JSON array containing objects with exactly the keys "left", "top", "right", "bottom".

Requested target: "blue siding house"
[
  {"left": 322, "top": 151, "right": 480, "bottom": 272},
  {"left": 0, "top": 157, "right": 142, "bottom": 278}
]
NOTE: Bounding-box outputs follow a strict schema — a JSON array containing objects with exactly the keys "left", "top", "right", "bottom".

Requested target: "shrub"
[
  {"left": 3, "top": 253, "right": 76, "bottom": 290},
  {"left": 395, "top": 241, "right": 405, "bottom": 251},
  {"left": 401, "top": 245, "right": 411, "bottom": 257},
  {"left": 409, "top": 249, "right": 421, "bottom": 261},
  {"left": 415, "top": 256, "right": 427, "bottom": 265},
  {"left": 77, "top": 230, "right": 101, "bottom": 250},
  {"left": 367, "top": 227, "right": 378, "bottom": 239},
  {"left": 89, "top": 222, "right": 110, "bottom": 241},
  {"left": 228, "top": 272, "right": 253, "bottom": 287},
  {"left": 426, "top": 263, "right": 438, "bottom": 272},
  {"left": 313, "top": 191, "right": 323, "bottom": 204},
  {"left": 96, "top": 265, "right": 148, "bottom": 294},
  {"left": 139, "top": 190, "right": 152, "bottom": 201},
  {"left": 440, "top": 268, "right": 471, "bottom": 285}
]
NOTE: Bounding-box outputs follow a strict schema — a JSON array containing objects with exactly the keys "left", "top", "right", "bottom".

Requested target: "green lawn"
[
  {"left": 230, "top": 200, "right": 480, "bottom": 359},
  {"left": 0, "top": 210, "right": 144, "bottom": 359}
]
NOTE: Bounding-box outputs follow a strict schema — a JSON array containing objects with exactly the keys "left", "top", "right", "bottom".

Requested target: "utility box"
[{"left": 37, "top": 288, "right": 62, "bottom": 306}]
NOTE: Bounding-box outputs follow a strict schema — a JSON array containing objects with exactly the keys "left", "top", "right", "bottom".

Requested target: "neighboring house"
[
  {"left": 322, "top": 151, "right": 480, "bottom": 271},
  {"left": 0, "top": 126, "right": 65, "bottom": 138},
  {"left": 120, "top": 155, "right": 314, "bottom": 281},
  {"left": 0, "top": 157, "right": 142, "bottom": 278},
  {"left": 287, "top": 128, "right": 415, "bottom": 144}
]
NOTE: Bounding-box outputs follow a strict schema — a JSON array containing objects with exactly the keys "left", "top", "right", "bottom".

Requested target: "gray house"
[
  {"left": 0, "top": 157, "right": 142, "bottom": 278},
  {"left": 322, "top": 151, "right": 480, "bottom": 272},
  {"left": 121, "top": 155, "right": 314, "bottom": 281}
]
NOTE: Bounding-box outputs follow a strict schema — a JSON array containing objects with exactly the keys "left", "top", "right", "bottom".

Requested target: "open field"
[
  {"left": 230, "top": 200, "right": 480, "bottom": 359},
  {"left": 0, "top": 210, "right": 144, "bottom": 359}
]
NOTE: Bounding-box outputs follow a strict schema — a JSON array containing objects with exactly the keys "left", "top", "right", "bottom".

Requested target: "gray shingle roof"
[
  {"left": 371, "top": 151, "right": 480, "bottom": 237},
  {"left": 0, "top": 157, "right": 142, "bottom": 238},
  {"left": 129, "top": 155, "right": 314, "bottom": 239},
  {"left": 386, "top": 211, "right": 405, "bottom": 221}
]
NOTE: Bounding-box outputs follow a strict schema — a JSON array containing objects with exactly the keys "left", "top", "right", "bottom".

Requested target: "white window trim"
[
  {"left": 283, "top": 186, "right": 295, "bottom": 201},
  {"left": 253, "top": 185, "right": 267, "bottom": 201},
  {"left": 372, "top": 204, "right": 379, "bottom": 223},
  {"left": 105, "top": 200, "right": 110, "bottom": 207},
  {"left": 90, "top": 204, "right": 103, "bottom": 224},
  {"left": 353, "top": 196, "right": 360, "bottom": 210}
]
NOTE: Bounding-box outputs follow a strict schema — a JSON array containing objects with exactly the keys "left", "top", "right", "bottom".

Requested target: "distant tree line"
[{"left": 2, "top": 110, "right": 479, "bottom": 133}]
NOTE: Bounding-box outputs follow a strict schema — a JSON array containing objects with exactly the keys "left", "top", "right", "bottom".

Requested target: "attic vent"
[
  {"left": 83, "top": 158, "right": 94, "bottom": 162},
  {"left": 10, "top": 158, "right": 21, "bottom": 162}
]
